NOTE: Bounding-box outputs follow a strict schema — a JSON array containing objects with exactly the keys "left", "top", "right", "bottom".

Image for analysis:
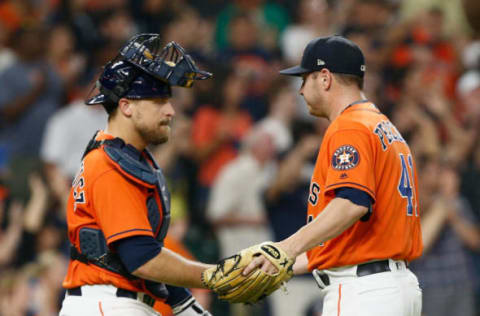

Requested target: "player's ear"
[
  {"left": 118, "top": 98, "right": 134, "bottom": 117},
  {"left": 319, "top": 69, "right": 332, "bottom": 90}
]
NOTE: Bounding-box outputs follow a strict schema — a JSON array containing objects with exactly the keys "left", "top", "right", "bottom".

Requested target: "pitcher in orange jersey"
[{"left": 243, "top": 36, "right": 423, "bottom": 316}]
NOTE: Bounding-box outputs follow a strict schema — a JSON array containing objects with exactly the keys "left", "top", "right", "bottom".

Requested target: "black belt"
[
  {"left": 67, "top": 286, "right": 155, "bottom": 307},
  {"left": 318, "top": 260, "right": 392, "bottom": 287}
]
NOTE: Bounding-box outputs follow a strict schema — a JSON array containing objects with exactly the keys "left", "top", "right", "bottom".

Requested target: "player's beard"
[{"left": 135, "top": 119, "right": 171, "bottom": 145}]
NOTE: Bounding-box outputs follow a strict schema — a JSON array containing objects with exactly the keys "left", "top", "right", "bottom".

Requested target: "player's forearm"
[
  {"left": 292, "top": 252, "right": 309, "bottom": 275},
  {"left": 278, "top": 197, "right": 368, "bottom": 259},
  {"left": 133, "top": 248, "right": 214, "bottom": 288}
]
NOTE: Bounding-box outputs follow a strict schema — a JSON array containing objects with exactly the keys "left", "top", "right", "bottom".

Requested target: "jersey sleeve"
[
  {"left": 92, "top": 170, "right": 154, "bottom": 245},
  {"left": 324, "top": 129, "right": 376, "bottom": 201}
]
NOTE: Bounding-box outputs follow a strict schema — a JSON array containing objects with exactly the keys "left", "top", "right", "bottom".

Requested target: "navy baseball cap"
[{"left": 279, "top": 35, "right": 366, "bottom": 78}]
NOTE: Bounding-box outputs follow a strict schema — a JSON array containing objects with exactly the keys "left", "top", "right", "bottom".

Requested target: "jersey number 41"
[{"left": 398, "top": 154, "right": 418, "bottom": 217}]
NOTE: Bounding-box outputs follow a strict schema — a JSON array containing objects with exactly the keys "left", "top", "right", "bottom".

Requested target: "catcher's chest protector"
[
  {"left": 102, "top": 141, "right": 171, "bottom": 243},
  {"left": 72, "top": 137, "right": 171, "bottom": 279}
]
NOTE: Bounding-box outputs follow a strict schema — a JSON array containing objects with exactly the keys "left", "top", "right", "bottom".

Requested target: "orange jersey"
[
  {"left": 62, "top": 131, "right": 163, "bottom": 292},
  {"left": 307, "top": 101, "right": 422, "bottom": 271}
]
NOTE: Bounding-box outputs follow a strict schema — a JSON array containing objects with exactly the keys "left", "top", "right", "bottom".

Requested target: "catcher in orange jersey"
[
  {"left": 243, "top": 36, "right": 423, "bottom": 316},
  {"left": 59, "top": 34, "right": 214, "bottom": 316}
]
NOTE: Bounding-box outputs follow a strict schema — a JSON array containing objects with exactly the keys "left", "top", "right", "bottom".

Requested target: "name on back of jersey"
[
  {"left": 373, "top": 120, "right": 405, "bottom": 151},
  {"left": 72, "top": 161, "right": 86, "bottom": 211}
]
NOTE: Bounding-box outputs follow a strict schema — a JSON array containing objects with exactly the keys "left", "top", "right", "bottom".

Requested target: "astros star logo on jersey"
[{"left": 331, "top": 145, "right": 360, "bottom": 170}]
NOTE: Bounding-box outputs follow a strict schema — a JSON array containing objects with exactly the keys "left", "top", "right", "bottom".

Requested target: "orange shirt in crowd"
[{"left": 192, "top": 106, "right": 252, "bottom": 186}]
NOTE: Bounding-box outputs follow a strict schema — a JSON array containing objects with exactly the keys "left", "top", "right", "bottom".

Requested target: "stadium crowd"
[{"left": 0, "top": 0, "right": 479, "bottom": 315}]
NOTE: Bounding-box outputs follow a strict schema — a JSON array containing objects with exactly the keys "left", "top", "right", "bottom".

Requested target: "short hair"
[
  {"left": 333, "top": 73, "right": 364, "bottom": 90},
  {"left": 102, "top": 101, "right": 118, "bottom": 116}
]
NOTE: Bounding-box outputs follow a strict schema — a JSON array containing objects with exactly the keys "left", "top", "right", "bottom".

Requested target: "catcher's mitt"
[{"left": 201, "top": 242, "right": 295, "bottom": 304}]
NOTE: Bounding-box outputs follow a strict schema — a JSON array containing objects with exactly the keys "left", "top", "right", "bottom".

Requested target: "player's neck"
[
  {"left": 105, "top": 119, "right": 147, "bottom": 151},
  {"left": 328, "top": 89, "right": 365, "bottom": 121}
]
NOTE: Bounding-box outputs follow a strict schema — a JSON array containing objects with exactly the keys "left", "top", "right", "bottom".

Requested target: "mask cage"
[{"left": 118, "top": 33, "right": 212, "bottom": 87}]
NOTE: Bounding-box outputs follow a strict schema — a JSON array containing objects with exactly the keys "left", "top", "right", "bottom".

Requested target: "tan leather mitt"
[{"left": 201, "top": 242, "right": 295, "bottom": 304}]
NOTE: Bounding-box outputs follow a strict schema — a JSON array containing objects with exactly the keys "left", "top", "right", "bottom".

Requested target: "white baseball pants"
[
  {"left": 58, "top": 285, "right": 161, "bottom": 316},
  {"left": 315, "top": 259, "right": 422, "bottom": 316}
]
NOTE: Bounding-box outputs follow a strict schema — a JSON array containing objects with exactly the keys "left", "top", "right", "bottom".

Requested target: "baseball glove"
[{"left": 202, "top": 242, "right": 295, "bottom": 304}]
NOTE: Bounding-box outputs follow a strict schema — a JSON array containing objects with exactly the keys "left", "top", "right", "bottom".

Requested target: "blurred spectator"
[
  {"left": 96, "top": 7, "right": 137, "bottom": 45},
  {"left": 84, "top": 0, "right": 128, "bottom": 11},
  {"left": 0, "top": 20, "right": 15, "bottom": 75},
  {"left": 263, "top": 122, "right": 322, "bottom": 316},
  {"left": 207, "top": 127, "right": 275, "bottom": 255},
  {"left": 344, "top": 0, "right": 396, "bottom": 33},
  {"left": 0, "top": 192, "right": 23, "bottom": 267},
  {"left": 256, "top": 79, "right": 297, "bottom": 154},
  {"left": 0, "top": 25, "right": 63, "bottom": 169},
  {"left": 187, "top": 0, "right": 229, "bottom": 18},
  {"left": 47, "top": 23, "right": 86, "bottom": 100},
  {"left": 207, "top": 127, "right": 276, "bottom": 316},
  {"left": 8, "top": 251, "right": 67, "bottom": 316},
  {"left": 49, "top": 0, "right": 99, "bottom": 57},
  {"left": 386, "top": 8, "right": 458, "bottom": 101},
  {"left": 218, "top": 12, "right": 275, "bottom": 120},
  {"left": 281, "top": 0, "right": 334, "bottom": 65},
  {"left": 191, "top": 68, "right": 252, "bottom": 218},
  {"left": 39, "top": 77, "right": 107, "bottom": 209},
  {"left": 456, "top": 70, "right": 480, "bottom": 126},
  {"left": 410, "top": 161, "right": 480, "bottom": 316},
  {"left": 131, "top": 0, "right": 176, "bottom": 35},
  {"left": 15, "top": 173, "right": 52, "bottom": 267},
  {"left": 461, "top": 136, "right": 480, "bottom": 219},
  {"left": 461, "top": 39, "right": 480, "bottom": 70},
  {"left": 0, "top": 268, "right": 29, "bottom": 316},
  {"left": 15, "top": 251, "right": 67, "bottom": 315},
  {"left": 279, "top": 0, "right": 338, "bottom": 122},
  {"left": 214, "top": 0, "right": 289, "bottom": 51},
  {"left": 401, "top": 0, "right": 471, "bottom": 36},
  {"left": 0, "top": 0, "right": 34, "bottom": 33},
  {"left": 162, "top": 7, "right": 214, "bottom": 58}
]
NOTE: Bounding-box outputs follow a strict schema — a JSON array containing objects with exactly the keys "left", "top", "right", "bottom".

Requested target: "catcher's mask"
[{"left": 86, "top": 33, "right": 212, "bottom": 106}]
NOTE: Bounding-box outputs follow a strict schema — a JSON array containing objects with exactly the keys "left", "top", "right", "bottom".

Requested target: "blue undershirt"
[
  {"left": 334, "top": 187, "right": 373, "bottom": 221},
  {"left": 114, "top": 235, "right": 192, "bottom": 305}
]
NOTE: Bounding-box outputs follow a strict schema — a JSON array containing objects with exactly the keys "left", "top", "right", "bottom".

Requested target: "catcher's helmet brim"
[
  {"left": 86, "top": 93, "right": 107, "bottom": 105},
  {"left": 279, "top": 65, "right": 311, "bottom": 76}
]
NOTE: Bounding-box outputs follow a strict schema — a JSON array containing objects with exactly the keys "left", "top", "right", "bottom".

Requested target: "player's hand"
[
  {"left": 242, "top": 253, "right": 278, "bottom": 276},
  {"left": 242, "top": 241, "right": 297, "bottom": 276}
]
